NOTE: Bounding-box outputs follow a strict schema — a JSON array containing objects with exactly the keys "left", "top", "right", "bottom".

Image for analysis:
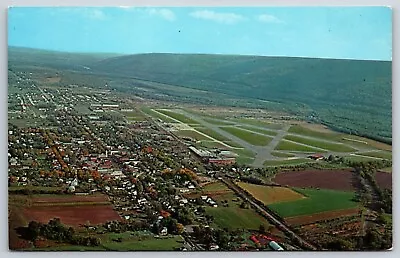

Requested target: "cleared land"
[
  {"left": 273, "top": 169, "right": 355, "bottom": 191},
  {"left": 219, "top": 126, "right": 273, "bottom": 146},
  {"left": 268, "top": 188, "right": 359, "bottom": 218},
  {"left": 275, "top": 140, "right": 325, "bottom": 153},
  {"left": 236, "top": 182, "right": 305, "bottom": 205},
  {"left": 285, "top": 135, "right": 356, "bottom": 152},
  {"left": 285, "top": 207, "right": 360, "bottom": 226}
]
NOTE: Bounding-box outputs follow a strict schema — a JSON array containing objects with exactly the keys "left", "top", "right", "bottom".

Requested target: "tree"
[{"left": 176, "top": 223, "right": 185, "bottom": 235}]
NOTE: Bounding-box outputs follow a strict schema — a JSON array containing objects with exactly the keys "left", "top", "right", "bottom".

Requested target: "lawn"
[
  {"left": 285, "top": 135, "right": 356, "bottom": 152},
  {"left": 237, "top": 125, "right": 278, "bottom": 136},
  {"left": 344, "top": 155, "right": 380, "bottom": 163},
  {"left": 156, "top": 109, "right": 200, "bottom": 125},
  {"left": 219, "top": 126, "right": 273, "bottom": 146},
  {"left": 288, "top": 125, "right": 341, "bottom": 141},
  {"left": 263, "top": 158, "right": 314, "bottom": 167},
  {"left": 268, "top": 188, "right": 359, "bottom": 218},
  {"left": 275, "top": 140, "right": 325, "bottom": 153},
  {"left": 205, "top": 206, "right": 268, "bottom": 230},
  {"left": 236, "top": 182, "right": 305, "bottom": 205}
]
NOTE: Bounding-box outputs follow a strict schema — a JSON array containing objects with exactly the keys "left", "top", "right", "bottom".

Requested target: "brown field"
[
  {"left": 236, "top": 182, "right": 305, "bottom": 205},
  {"left": 273, "top": 169, "right": 355, "bottom": 191},
  {"left": 23, "top": 205, "right": 121, "bottom": 227},
  {"left": 375, "top": 171, "right": 392, "bottom": 190},
  {"left": 285, "top": 207, "right": 360, "bottom": 226}
]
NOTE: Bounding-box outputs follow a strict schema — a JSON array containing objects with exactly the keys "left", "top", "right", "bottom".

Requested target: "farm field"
[
  {"left": 375, "top": 171, "right": 392, "bottom": 190},
  {"left": 219, "top": 126, "right": 273, "bottom": 146},
  {"left": 268, "top": 188, "right": 359, "bottom": 218},
  {"left": 275, "top": 140, "right": 325, "bottom": 153},
  {"left": 284, "top": 135, "right": 356, "bottom": 152},
  {"left": 284, "top": 207, "right": 360, "bottom": 226},
  {"left": 236, "top": 182, "right": 305, "bottom": 205},
  {"left": 263, "top": 158, "right": 314, "bottom": 167},
  {"left": 22, "top": 204, "right": 122, "bottom": 227},
  {"left": 273, "top": 169, "right": 355, "bottom": 191}
]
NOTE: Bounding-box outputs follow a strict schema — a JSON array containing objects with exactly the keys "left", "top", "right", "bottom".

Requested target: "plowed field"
[{"left": 273, "top": 169, "right": 355, "bottom": 191}]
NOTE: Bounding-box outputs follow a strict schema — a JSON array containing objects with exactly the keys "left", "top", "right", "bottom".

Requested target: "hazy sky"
[{"left": 8, "top": 6, "right": 392, "bottom": 61}]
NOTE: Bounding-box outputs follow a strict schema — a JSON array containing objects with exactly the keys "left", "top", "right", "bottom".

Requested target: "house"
[
  {"left": 308, "top": 154, "right": 324, "bottom": 161},
  {"left": 160, "top": 227, "right": 168, "bottom": 236}
]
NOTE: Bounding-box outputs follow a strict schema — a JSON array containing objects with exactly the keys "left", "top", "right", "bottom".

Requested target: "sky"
[{"left": 8, "top": 6, "right": 392, "bottom": 61}]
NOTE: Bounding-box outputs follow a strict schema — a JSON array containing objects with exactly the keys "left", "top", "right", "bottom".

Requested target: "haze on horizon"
[{"left": 8, "top": 6, "right": 392, "bottom": 61}]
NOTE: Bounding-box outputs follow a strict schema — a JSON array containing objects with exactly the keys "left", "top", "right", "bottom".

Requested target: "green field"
[
  {"left": 288, "top": 125, "right": 341, "bottom": 141},
  {"left": 156, "top": 109, "right": 200, "bottom": 124},
  {"left": 275, "top": 140, "right": 325, "bottom": 153},
  {"left": 270, "top": 151, "right": 296, "bottom": 158},
  {"left": 141, "top": 108, "right": 177, "bottom": 123},
  {"left": 101, "top": 235, "right": 184, "bottom": 251},
  {"left": 357, "top": 151, "right": 392, "bottom": 160},
  {"left": 263, "top": 158, "right": 314, "bottom": 167},
  {"left": 203, "top": 118, "right": 234, "bottom": 125},
  {"left": 232, "top": 148, "right": 256, "bottom": 165},
  {"left": 175, "top": 130, "right": 211, "bottom": 141},
  {"left": 202, "top": 182, "right": 231, "bottom": 192},
  {"left": 344, "top": 155, "right": 381, "bottom": 163},
  {"left": 284, "top": 135, "right": 356, "bottom": 152},
  {"left": 237, "top": 125, "right": 278, "bottom": 136},
  {"left": 219, "top": 126, "right": 273, "bottom": 146},
  {"left": 195, "top": 128, "right": 232, "bottom": 144},
  {"left": 268, "top": 188, "right": 359, "bottom": 218},
  {"left": 205, "top": 206, "right": 268, "bottom": 230},
  {"left": 231, "top": 118, "right": 283, "bottom": 130}
]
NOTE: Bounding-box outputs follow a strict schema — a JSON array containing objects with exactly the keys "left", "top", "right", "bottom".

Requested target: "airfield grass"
[
  {"left": 285, "top": 135, "right": 356, "bottom": 152},
  {"left": 197, "top": 140, "right": 231, "bottom": 149},
  {"left": 156, "top": 109, "right": 200, "bottom": 125},
  {"left": 237, "top": 125, "right": 278, "bottom": 136},
  {"left": 141, "top": 108, "right": 177, "bottom": 123},
  {"left": 268, "top": 188, "right": 359, "bottom": 218},
  {"left": 344, "top": 155, "right": 382, "bottom": 163},
  {"left": 231, "top": 118, "right": 283, "bottom": 130},
  {"left": 203, "top": 118, "right": 235, "bottom": 126},
  {"left": 288, "top": 125, "right": 341, "bottom": 141},
  {"left": 270, "top": 151, "right": 296, "bottom": 158},
  {"left": 219, "top": 126, "right": 273, "bottom": 146},
  {"left": 232, "top": 148, "right": 256, "bottom": 165},
  {"left": 275, "top": 140, "right": 325, "bottom": 153},
  {"left": 176, "top": 130, "right": 212, "bottom": 141},
  {"left": 263, "top": 158, "right": 314, "bottom": 167},
  {"left": 196, "top": 128, "right": 237, "bottom": 146},
  {"left": 357, "top": 151, "right": 392, "bottom": 160}
]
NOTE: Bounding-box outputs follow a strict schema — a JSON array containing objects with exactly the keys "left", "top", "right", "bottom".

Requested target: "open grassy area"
[
  {"left": 237, "top": 182, "right": 305, "bottom": 205},
  {"left": 357, "top": 151, "right": 392, "bottom": 160},
  {"left": 202, "top": 182, "right": 231, "bottom": 192},
  {"left": 205, "top": 206, "right": 268, "bottom": 230},
  {"left": 237, "top": 125, "right": 278, "bottom": 136},
  {"left": 231, "top": 118, "right": 283, "bottom": 130},
  {"left": 263, "top": 158, "right": 314, "bottom": 167},
  {"left": 270, "top": 151, "right": 296, "bottom": 158},
  {"left": 141, "top": 107, "right": 177, "bottom": 123},
  {"left": 285, "top": 135, "right": 356, "bottom": 152},
  {"left": 268, "top": 188, "right": 359, "bottom": 218},
  {"left": 156, "top": 109, "right": 200, "bottom": 124},
  {"left": 175, "top": 130, "right": 212, "bottom": 141},
  {"left": 344, "top": 155, "right": 381, "bottom": 163},
  {"left": 288, "top": 125, "right": 341, "bottom": 141},
  {"left": 275, "top": 140, "right": 325, "bottom": 153},
  {"left": 101, "top": 235, "right": 184, "bottom": 251},
  {"left": 203, "top": 118, "right": 235, "bottom": 125},
  {"left": 219, "top": 126, "right": 273, "bottom": 146},
  {"left": 231, "top": 148, "right": 256, "bottom": 165}
]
